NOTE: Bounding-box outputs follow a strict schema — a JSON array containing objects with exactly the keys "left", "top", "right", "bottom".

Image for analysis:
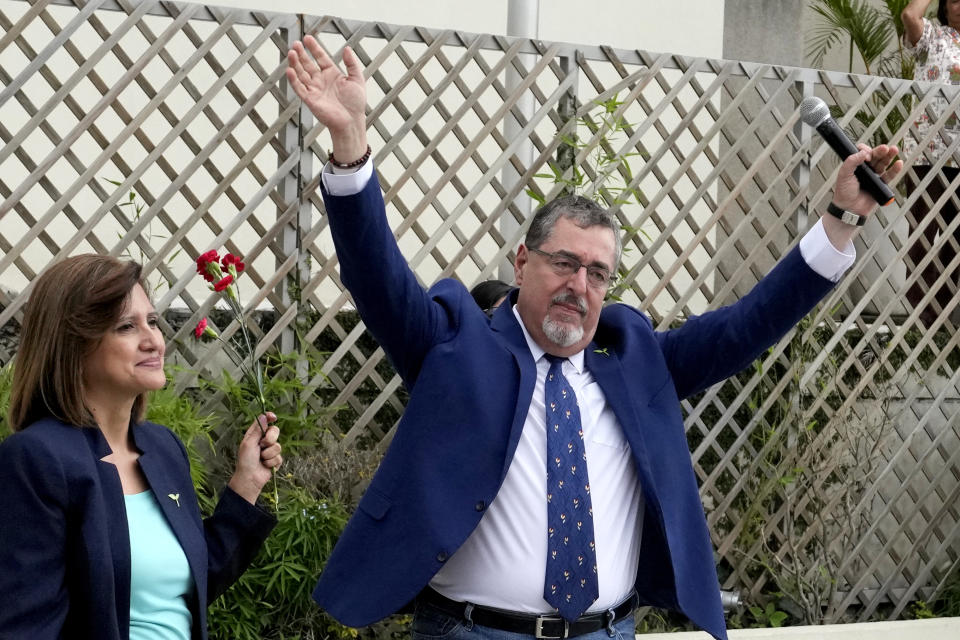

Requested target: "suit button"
[
  {"left": 475, "top": 501, "right": 486, "bottom": 512},
  {"left": 436, "top": 551, "right": 449, "bottom": 562}
]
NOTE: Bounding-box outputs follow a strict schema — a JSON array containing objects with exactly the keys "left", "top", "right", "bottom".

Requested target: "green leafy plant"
[
  {"left": 154, "top": 384, "right": 355, "bottom": 640},
  {"left": 911, "top": 599, "right": 938, "bottom": 619},
  {"left": 527, "top": 92, "right": 653, "bottom": 302},
  {"left": 105, "top": 178, "right": 179, "bottom": 293},
  {"left": 807, "top": 2, "right": 919, "bottom": 149},
  {"left": 194, "top": 348, "right": 347, "bottom": 466},
  {"left": 207, "top": 485, "right": 351, "bottom": 640},
  {"left": 912, "top": 564, "right": 960, "bottom": 619},
  {"left": 0, "top": 362, "right": 14, "bottom": 439},
  {"left": 936, "top": 567, "right": 960, "bottom": 616},
  {"left": 747, "top": 601, "right": 789, "bottom": 628},
  {"left": 528, "top": 93, "right": 646, "bottom": 209}
]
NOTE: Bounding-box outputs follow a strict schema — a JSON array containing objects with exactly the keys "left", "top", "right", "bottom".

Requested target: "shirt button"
[
  {"left": 475, "top": 501, "right": 486, "bottom": 512},
  {"left": 436, "top": 551, "right": 449, "bottom": 562}
]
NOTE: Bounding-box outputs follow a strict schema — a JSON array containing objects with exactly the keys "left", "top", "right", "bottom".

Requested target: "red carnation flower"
[
  {"left": 193, "top": 317, "right": 218, "bottom": 340},
  {"left": 196, "top": 250, "right": 220, "bottom": 282},
  {"left": 213, "top": 274, "right": 234, "bottom": 292},
  {"left": 190, "top": 249, "right": 270, "bottom": 464},
  {"left": 221, "top": 253, "right": 245, "bottom": 273}
]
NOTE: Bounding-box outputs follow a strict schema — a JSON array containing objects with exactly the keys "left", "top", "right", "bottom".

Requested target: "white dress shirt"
[
  {"left": 321, "top": 159, "right": 856, "bottom": 612},
  {"left": 430, "top": 313, "right": 643, "bottom": 612}
]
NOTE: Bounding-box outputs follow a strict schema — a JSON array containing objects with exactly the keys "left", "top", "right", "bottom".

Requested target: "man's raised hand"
[
  {"left": 831, "top": 143, "right": 902, "bottom": 218},
  {"left": 286, "top": 35, "right": 368, "bottom": 163}
]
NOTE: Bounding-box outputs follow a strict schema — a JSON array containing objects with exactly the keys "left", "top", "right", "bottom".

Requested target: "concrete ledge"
[{"left": 636, "top": 617, "right": 960, "bottom": 639}]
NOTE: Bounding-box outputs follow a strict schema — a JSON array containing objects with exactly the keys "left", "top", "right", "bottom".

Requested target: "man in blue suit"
[{"left": 286, "top": 37, "right": 901, "bottom": 640}]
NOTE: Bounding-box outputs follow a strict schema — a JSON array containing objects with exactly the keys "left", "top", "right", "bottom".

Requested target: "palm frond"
[
  {"left": 883, "top": 0, "right": 911, "bottom": 40},
  {"left": 808, "top": 23, "right": 847, "bottom": 69},
  {"left": 849, "top": 5, "right": 895, "bottom": 73},
  {"left": 807, "top": 0, "right": 855, "bottom": 68},
  {"left": 875, "top": 48, "right": 914, "bottom": 79},
  {"left": 806, "top": 0, "right": 895, "bottom": 73}
]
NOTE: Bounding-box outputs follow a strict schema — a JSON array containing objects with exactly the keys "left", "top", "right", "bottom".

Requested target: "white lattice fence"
[{"left": 1, "top": 0, "right": 959, "bottom": 624}]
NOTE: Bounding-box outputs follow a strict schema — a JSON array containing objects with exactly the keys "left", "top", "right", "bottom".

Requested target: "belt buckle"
[{"left": 534, "top": 615, "right": 569, "bottom": 639}]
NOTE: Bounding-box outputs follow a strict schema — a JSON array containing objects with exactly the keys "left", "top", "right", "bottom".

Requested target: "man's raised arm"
[{"left": 284, "top": 36, "right": 455, "bottom": 386}]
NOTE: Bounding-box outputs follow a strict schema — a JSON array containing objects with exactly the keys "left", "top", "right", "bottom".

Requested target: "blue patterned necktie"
[{"left": 543, "top": 355, "right": 598, "bottom": 622}]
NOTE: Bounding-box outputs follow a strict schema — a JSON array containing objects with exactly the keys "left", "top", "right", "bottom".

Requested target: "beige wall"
[{"left": 207, "top": 0, "right": 725, "bottom": 58}]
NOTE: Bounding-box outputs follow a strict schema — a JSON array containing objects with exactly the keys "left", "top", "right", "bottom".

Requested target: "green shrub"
[
  {"left": 0, "top": 362, "right": 13, "bottom": 438},
  {"left": 207, "top": 484, "right": 350, "bottom": 640},
  {"left": 157, "top": 350, "right": 373, "bottom": 639}
]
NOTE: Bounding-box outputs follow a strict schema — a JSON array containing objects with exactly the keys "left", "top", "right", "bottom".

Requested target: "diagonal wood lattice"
[{"left": 1, "top": 0, "right": 959, "bottom": 624}]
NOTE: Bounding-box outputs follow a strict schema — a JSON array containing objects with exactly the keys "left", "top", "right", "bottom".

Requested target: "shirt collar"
[{"left": 511, "top": 304, "right": 585, "bottom": 374}]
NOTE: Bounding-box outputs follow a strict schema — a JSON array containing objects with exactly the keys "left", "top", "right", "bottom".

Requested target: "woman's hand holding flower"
[{"left": 228, "top": 412, "right": 282, "bottom": 505}]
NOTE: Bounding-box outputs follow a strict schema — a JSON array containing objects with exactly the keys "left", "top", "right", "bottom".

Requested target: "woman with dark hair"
[
  {"left": 902, "top": 0, "right": 960, "bottom": 326},
  {"left": 0, "top": 254, "right": 282, "bottom": 639},
  {"left": 469, "top": 279, "right": 514, "bottom": 317}
]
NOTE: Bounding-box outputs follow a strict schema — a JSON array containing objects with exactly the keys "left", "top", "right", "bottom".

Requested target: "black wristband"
[{"left": 826, "top": 202, "right": 866, "bottom": 226}]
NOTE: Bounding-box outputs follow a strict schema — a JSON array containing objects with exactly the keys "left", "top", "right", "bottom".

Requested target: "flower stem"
[
  {"left": 230, "top": 282, "right": 266, "bottom": 437},
  {"left": 213, "top": 335, "right": 246, "bottom": 370}
]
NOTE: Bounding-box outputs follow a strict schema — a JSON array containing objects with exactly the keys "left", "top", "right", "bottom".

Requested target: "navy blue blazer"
[
  {"left": 311, "top": 172, "right": 835, "bottom": 640},
  {"left": 0, "top": 418, "right": 276, "bottom": 640}
]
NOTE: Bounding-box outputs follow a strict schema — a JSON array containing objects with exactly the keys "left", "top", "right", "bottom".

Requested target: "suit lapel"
[
  {"left": 584, "top": 343, "right": 657, "bottom": 491},
  {"left": 133, "top": 425, "right": 207, "bottom": 603},
  {"left": 84, "top": 428, "right": 130, "bottom": 637},
  {"left": 490, "top": 292, "right": 538, "bottom": 482}
]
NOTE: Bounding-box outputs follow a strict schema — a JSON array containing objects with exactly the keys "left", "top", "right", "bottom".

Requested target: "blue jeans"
[{"left": 411, "top": 600, "right": 636, "bottom": 640}]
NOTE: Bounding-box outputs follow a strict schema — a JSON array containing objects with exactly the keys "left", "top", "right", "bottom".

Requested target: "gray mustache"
[{"left": 551, "top": 294, "right": 587, "bottom": 316}]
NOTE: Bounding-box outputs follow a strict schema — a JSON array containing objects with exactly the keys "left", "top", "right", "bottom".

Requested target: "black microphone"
[{"left": 800, "top": 96, "right": 896, "bottom": 206}]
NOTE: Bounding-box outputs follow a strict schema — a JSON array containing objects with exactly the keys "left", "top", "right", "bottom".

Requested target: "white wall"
[{"left": 207, "top": 0, "right": 725, "bottom": 58}]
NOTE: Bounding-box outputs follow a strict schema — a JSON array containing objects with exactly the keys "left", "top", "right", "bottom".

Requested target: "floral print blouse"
[{"left": 905, "top": 18, "right": 960, "bottom": 166}]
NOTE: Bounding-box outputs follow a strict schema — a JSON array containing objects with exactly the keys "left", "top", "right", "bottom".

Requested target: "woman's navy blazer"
[{"left": 0, "top": 418, "right": 276, "bottom": 640}]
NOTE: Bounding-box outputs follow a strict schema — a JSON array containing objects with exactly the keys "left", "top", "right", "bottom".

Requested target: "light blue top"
[{"left": 125, "top": 490, "right": 193, "bottom": 640}]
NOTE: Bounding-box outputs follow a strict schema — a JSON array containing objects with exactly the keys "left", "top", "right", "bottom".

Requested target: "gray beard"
[{"left": 542, "top": 316, "right": 584, "bottom": 348}]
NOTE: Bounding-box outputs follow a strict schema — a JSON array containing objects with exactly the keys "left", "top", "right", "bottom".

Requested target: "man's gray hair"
[{"left": 524, "top": 195, "right": 622, "bottom": 269}]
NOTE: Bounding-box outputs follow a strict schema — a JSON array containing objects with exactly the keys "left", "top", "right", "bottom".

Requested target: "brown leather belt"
[{"left": 418, "top": 587, "right": 639, "bottom": 639}]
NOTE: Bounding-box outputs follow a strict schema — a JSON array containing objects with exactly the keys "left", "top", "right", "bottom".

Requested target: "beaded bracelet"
[{"left": 328, "top": 144, "right": 372, "bottom": 169}]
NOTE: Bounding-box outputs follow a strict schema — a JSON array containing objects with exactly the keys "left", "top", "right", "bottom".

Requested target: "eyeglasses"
[{"left": 528, "top": 248, "right": 613, "bottom": 289}]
